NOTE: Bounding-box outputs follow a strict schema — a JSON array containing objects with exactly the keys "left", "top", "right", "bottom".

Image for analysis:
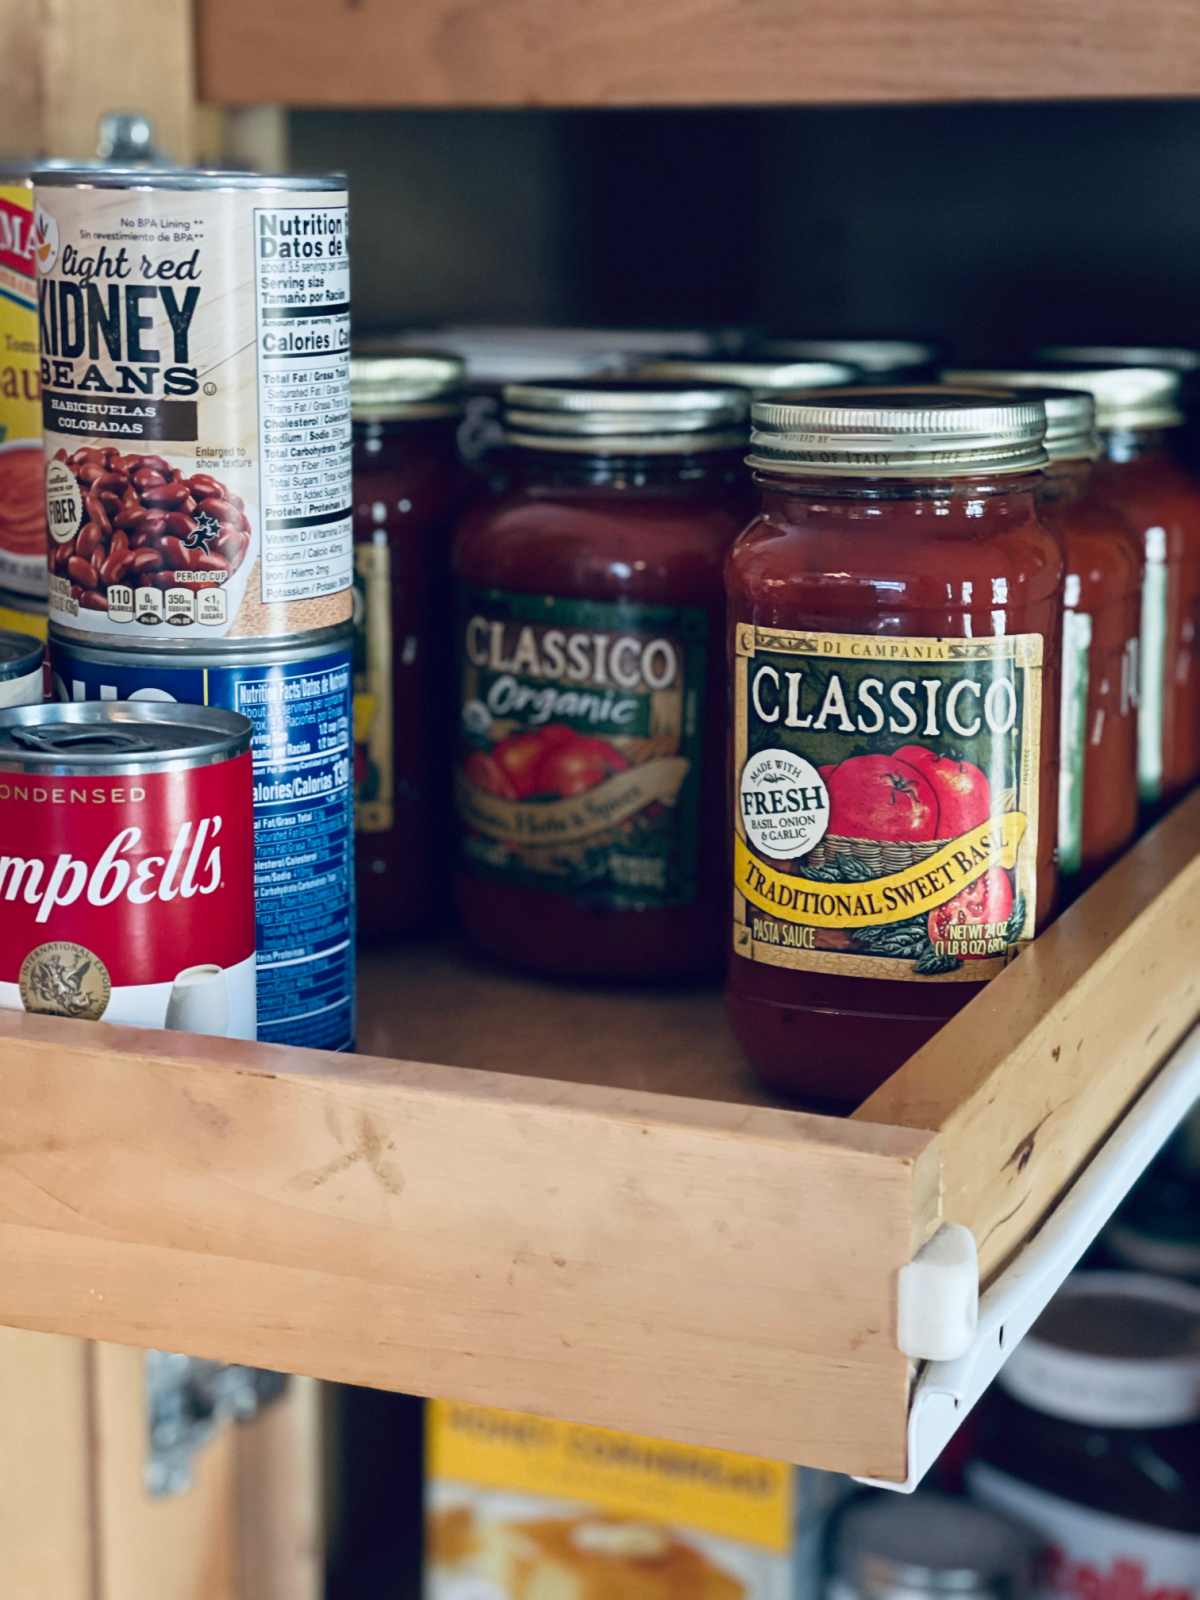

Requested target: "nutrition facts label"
[{"left": 254, "top": 204, "right": 353, "bottom": 608}]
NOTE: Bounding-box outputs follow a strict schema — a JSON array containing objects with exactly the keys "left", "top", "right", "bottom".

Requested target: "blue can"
[{"left": 49, "top": 627, "right": 355, "bottom": 1051}]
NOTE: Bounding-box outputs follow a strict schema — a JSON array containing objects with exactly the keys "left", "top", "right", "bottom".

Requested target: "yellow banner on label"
[
  {"left": 458, "top": 756, "right": 689, "bottom": 847},
  {"left": 736, "top": 812, "right": 1026, "bottom": 929},
  {"left": 427, "top": 1402, "right": 792, "bottom": 1552}
]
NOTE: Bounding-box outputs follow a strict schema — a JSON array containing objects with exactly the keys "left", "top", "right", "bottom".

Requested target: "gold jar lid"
[
  {"left": 941, "top": 375, "right": 1098, "bottom": 461},
  {"left": 503, "top": 379, "right": 748, "bottom": 454},
  {"left": 748, "top": 386, "right": 1047, "bottom": 478},
  {"left": 349, "top": 348, "right": 466, "bottom": 420},
  {"left": 636, "top": 357, "right": 856, "bottom": 394}
]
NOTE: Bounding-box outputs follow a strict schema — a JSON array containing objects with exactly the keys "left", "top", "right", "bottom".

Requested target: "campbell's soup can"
[
  {"left": 33, "top": 168, "right": 351, "bottom": 648},
  {"left": 0, "top": 161, "right": 55, "bottom": 600},
  {"left": 49, "top": 627, "right": 354, "bottom": 1050},
  {"left": 0, "top": 628, "right": 43, "bottom": 706},
  {"left": 0, "top": 701, "right": 256, "bottom": 1035}
]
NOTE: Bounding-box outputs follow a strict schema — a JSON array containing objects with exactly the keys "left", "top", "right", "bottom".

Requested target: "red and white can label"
[
  {"left": 0, "top": 754, "right": 256, "bottom": 1036},
  {"left": 969, "top": 1461, "right": 1200, "bottom": 1600}
]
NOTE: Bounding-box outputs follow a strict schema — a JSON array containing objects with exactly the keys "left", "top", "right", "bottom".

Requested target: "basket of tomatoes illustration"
[
  {"left": 463, "top": 724, "right": 630, "bottom": 801},
  {"left": 803, "top": 745, "right": 1019, "bottom": 973}
]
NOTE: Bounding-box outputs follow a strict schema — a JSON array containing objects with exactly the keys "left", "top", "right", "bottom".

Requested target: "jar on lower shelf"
[{"left": 967, "top": 1272, "right": 1200, "bottom": 1590}]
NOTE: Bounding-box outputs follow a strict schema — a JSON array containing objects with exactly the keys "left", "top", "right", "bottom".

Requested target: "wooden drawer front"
[{"left": 1, "top": 796, "right": 1199, "bottom": 1481}]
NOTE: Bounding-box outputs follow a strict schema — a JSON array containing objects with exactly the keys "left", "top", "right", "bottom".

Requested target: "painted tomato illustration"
[
  {"left": 927, "top": 867, "right": 1014, "bottom": 957},
  {"left": 895, "top": 745, "right": 991, "bottom": 835},
  {"left": 491, "top": 725, "right": 574, "bottom": 798},
  {"left": 825, "top": 754, "right": 938, "bottom": 842},
  {"left": 463, "top": 750, "right": 519, "bottom": 799},
  {"left": 535, "top": 733, "right": 629, "bottom": 797}
]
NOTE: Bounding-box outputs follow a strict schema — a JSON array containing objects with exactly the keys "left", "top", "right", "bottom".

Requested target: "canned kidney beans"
[
  {"left": 35, "top": 168, "right": 351, "bottom": 647},
  {"left": 0, "top": 701, "right": 256, "bottom": 1035},
  {"left": 50, "top": 628, "right": 355, "bottom": 1051}
]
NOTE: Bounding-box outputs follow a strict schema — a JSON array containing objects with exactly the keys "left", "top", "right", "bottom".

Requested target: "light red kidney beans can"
[
  {"left": 33, "top": 168, "right": 351, "bottom": 648},
  {"left": 0, "top": 701, "right": 257, "bottom": 1036}
]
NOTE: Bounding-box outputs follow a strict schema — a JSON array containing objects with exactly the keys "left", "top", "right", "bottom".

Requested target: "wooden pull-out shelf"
[{"left": 1, "top": 795, "right": 1199, "bottom": 1483}]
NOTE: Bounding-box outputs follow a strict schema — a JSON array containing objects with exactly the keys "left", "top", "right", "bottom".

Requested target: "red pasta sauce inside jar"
[
  {"left": 726, "top": 389, "right": 1063, "bottom": 1109},
  {"left": 452, "top": 379, "right": 752, "bottom": 981},
  {"left": 351, "top": 350, "right": 470, "bottom": 941},
  {"left": 946, "top": 375, "right": 1143, "bottom": 891}
]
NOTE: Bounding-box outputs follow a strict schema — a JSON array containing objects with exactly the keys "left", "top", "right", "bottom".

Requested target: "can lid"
[
  {"left": 940, "top": 376, "right": 1098, "bottom": 461},
  {"left": 0, "top": 702, "right": 252, "bottom": 766},
  {"left": 0, "top": 628, "right": 43, "bottom": 681},
  {"left": 997, "top": 1271, "right": 1200, "bottom": 1427},
  {"left": 757, "top": 338, "right": 939, "bottom": 375},
  {"left": 748, "top": 386, "right": 1047, "bottom": 478},
  {"left": 350, "top": 349, "right": 466, "bottom": 419},
  {"left": 1018, "top": 365, "right": 1184, "bottom": 431},
  {"left": 34, "top": 167, "right": 346, "bottom": 192},
  {"left": 833, "top": 1492, "right": 1035, "bottom": 1600},
  {"left": 503, "top": 378, "right": 748, "bottom": 454},
  {"left": 637, "top": 357, "right": 858, "bottom": 392}
]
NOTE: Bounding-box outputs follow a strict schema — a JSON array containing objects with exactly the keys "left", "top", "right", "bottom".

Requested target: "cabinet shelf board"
[
  {"left": 0, "top": 796, "right": 1198, "bottom": 1479},
  {"left": 196, "top": 0, "right": 1200, "bottom": 109}
]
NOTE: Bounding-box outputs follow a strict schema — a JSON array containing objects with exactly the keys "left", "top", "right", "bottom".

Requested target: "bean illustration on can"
[
  {"left": 34, "top": 168, "right": 352, "bottom": 646},
  {"left": 0, "top": 702, "right": 257, "bottom": 1035}
]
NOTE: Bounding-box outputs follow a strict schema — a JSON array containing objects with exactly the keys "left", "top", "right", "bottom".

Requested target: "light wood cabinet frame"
[{"left": 195, "top": 0, "right": 1200, "bottom": 109}]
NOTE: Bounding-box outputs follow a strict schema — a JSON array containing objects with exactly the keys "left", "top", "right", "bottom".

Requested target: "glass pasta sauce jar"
[
  {"left": 945, "top": 376, "right": 1143, "bottom": 890},
  {"left": 351, "top": 350, "right": 469, "bottom": 940},
  {"left": 726, "top": 389, "right": 1063, "bottom": 1108},
  {"left": 452, "top": 379, "right": 751, "bottom": 980}
]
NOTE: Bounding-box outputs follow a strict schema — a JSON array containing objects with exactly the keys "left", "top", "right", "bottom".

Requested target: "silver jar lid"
[
  {"left": 831, "top": 1492, "right": 1034, "bottom": 1600},
  {"left": 503, "top": 379, "right": 748, "bottom": 454},
  {"left": 1040, "top": 344, "right": 1200, "bottom": 374},
  {"left": 758, "top": 339, "right": 938, "bottom": 375},
  {"left": 350, "top": 348, "right": 466, "bottom": 420},
  {"left": 941, "top": 376, "right": 1098, "bottom": 461},
  {"left": 637, "top": 358, "right": 857, "bottom": 393},
  {"left": 1018, "top": 365, "right": 1183, "bottom": 431},
  {"left": 748, "top": 387, "right": 1047, "bottom": 478}
]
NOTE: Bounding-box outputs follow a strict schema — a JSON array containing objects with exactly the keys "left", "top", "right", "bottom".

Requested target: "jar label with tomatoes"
[
  {"left": 732, "top": 625, "right": 1043, "bottom": 982},
  {"left": 33, "top": 179, "right": 352, "bottom": 645},
  {"left": 0, "top": 182, "right": 46, "bottom": 598},
  {"left": 456, "top": 588, "right": 706, "bottom": 907}
]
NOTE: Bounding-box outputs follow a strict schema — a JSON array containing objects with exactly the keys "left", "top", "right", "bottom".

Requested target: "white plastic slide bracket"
[
  {"left": 856, "top": 1024, "right": 1200, "bottom": 1494},
  {"left": 896, "top": 1222, "right": 979, "bottom": 1361}
]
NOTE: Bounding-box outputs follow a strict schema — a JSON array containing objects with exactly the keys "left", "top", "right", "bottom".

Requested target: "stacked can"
[
  {"left": 38, "top": 166, "right": 356, "bottom": 1051},
  {"left": 0, "top": 160, "right": 61, "bottom": 640}
]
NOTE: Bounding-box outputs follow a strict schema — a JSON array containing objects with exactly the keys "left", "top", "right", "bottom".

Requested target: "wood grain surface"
[
  {"left": 857, "top": 790, "right": 1200, "bottom": 1282},
  {"left": 0, "top": 1011, "right": 935, "bottom": 1478},
  {"left": 235, "top": 1378, "right": 324, "bottom": 1600},
  {"left": 196, "top": 0, "right": 1200, "bottom": 108},
  {"left": 0, "top": 1329, "right": 92, "bottom": 1599},
  {"left": 0, "top": 0, "right": 194, "bottom": 161},
  {"left": 357, "top": 945, "right": 772, "bottom": 1106},
  {"left": 92, "top": 1343, "right": 236, "bottom": 1600}
]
